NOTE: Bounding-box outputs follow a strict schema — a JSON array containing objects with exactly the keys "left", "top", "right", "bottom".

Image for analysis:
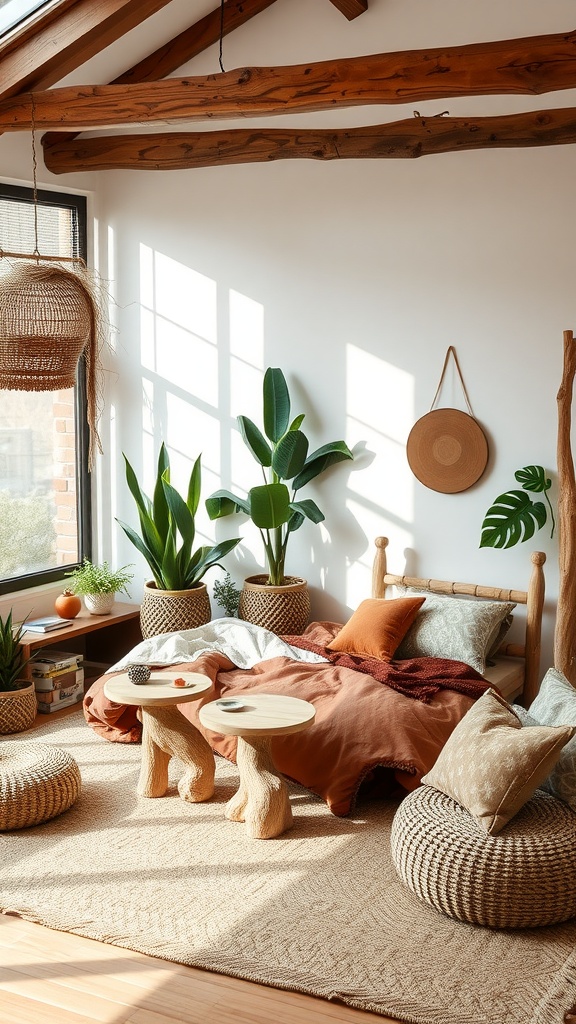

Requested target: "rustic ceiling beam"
[
  {"left": 0, "top": 0, "right": 177, "bottom": 100},
  {"left": 113, "top": 0, "right": 280, "bottom": 86},
  {"left": 5, "top": 28, "right": 576, "bottom": 131},
  {"left": 327, "top": 0, "right": 368, "bottom": 20},
  {"left": 42, "top": 0, "right": 280, "bottom": 149},
  {"left": 40, "top": 107, "right": 576, "bottom": 172}
]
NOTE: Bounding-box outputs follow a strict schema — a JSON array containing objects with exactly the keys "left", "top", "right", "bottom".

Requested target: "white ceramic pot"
[{"left": 84, "top": 593, "right": 115, "bottom": 615}]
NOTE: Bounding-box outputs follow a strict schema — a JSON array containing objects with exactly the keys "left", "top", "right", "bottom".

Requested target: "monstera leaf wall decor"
[{"left": 480, "top": 465, "right": 556, "bottom": 549}]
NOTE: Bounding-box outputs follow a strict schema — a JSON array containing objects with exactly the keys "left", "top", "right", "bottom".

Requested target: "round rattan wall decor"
[
  {"left": 407, "top": 346, "right": 489, "bottom": 493},
  {"left": 406, "top": 408, "right": 488, "bottom": 493}
]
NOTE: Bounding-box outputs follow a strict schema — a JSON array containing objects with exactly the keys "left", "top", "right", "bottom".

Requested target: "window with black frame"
[{"left": 0, "top": 183, "right": 91, "bottom": 594}]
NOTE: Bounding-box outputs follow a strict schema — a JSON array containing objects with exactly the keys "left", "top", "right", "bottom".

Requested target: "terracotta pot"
[
  {"left": 84, "top": 593, "right": 115, "bottom": 615},
  {"left": 140, "top": 581, "right": 211, "bottom": 639},
  {"left": 238, "top": 575, "right": 311, "bottom": 635},
  {"left": 0, "top": 680, "right": 36, "bottom": 735}
]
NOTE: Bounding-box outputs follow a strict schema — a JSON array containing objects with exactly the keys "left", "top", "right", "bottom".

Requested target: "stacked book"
[{"left": 31, "top": 649, "right": 84, "bottom": 714}]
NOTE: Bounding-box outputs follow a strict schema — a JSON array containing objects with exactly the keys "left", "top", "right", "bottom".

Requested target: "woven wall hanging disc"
[
  {"left": 406, "top": 346, "right": 489, "bottom": 493},
  {"left": 406, "top": 408, "right": 488, "bottom": 493}
]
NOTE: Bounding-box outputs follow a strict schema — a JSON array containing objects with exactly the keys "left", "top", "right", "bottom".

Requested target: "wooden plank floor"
[{"left": 0, "top": 915, "right": 400, "bottom": 1024}]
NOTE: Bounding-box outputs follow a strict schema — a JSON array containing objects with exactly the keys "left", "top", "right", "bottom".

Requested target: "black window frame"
[{"left": 0, "top": 181, "right": 92, "bottom": 595}]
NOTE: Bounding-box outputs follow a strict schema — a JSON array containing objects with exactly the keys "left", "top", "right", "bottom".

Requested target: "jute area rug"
[{"left": 1, "top": 712, "right": 576, "bottom": 1024}]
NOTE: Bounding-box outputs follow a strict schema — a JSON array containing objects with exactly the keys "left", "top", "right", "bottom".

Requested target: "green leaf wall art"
[{"left": 480, "top": 465, "right": 555, "bottom": 549}]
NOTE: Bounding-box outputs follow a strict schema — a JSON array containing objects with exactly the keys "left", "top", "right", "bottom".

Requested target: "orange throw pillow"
[{"left": 327, "top": 597, "right": 426, "bottom": 662}]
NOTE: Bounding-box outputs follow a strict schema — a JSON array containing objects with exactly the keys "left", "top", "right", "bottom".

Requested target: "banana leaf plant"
[
  {"left": 206, "top": 367, "right": 355, "bottom": 586},
  {"left": 116, "top": 444, "right": 241, "bottom": 590},
  {"left": 480, "top": 465, "right": 555, "bottom": 549}
]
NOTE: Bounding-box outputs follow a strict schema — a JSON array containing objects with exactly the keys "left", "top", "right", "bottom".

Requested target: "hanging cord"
[
  {"left": 218, "top": 0, "right": 226, "bottom": 72},
  {"left": 30, "top": 93, "right": 41, "bottom": 261},
  {"left": 0, "top": 93, "right": 82, "bottom": 266},
  {"left": 430, "top": 345, "right": 475, "bottom": 415}
]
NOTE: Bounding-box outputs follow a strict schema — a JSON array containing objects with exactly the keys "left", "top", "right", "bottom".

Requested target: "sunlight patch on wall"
[
  {"left": 229, "top": 289, "right": 265, "bottom": 420},
  {"left": 139, "top": 244, "right": 218, "bottom": 404},
  {"left": 345, "top": 345, "right": 415, "bottom": 608},
  {"left": 165, "top": 392, "right": 221, "bottom": 499}
]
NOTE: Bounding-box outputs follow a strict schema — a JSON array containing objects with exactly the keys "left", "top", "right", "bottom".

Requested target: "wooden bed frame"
[{"left": 371, "top": 536, "right": 546, "bottom": 706}]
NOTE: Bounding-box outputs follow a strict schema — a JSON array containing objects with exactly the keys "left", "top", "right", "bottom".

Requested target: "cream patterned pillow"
[
  {"left": 394, "top": 589, "right": 515, "bottom": 674},
  {"left": 421, "top": 688, "right": 574, "bottom": 834},
  {"left": 524, "top": 667, "right": 576, "bottom": 811}
]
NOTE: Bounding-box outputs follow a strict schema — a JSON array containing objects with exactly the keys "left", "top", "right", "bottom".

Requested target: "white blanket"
[{"left": 110, "top": 617, "right": 327, "bottom": 673}]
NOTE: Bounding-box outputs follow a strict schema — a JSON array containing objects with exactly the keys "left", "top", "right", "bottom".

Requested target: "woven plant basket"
[
  {"left": 0, "top": 681, "right": 37, "bottom": 735},
  {"left": 238, "top": 575, "right": 311, "bottom": 635},
  {"left": 140, "top": 581, "right": 211, "bottom": 639},
  {"left": 391, "top": 785, "right": 576, "bottom": 929},
  {"left": 0, "top": 741, "right": 81, "bottom": 830}
]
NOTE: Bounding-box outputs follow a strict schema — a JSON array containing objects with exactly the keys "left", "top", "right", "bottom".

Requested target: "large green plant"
[
  {"left": 117, "top": 444, "right": 241, "bottom": 591},
  {"left": 206, "top": 367, "right": 354, "bottom": 585},
  {"left": 480, "top": 465, "right": 555, "bottom": 549}
]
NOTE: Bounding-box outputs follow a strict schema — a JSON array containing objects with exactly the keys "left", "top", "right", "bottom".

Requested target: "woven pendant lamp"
[
  {"left": 0, "top": 262, "right": 93, "bottom": 391},
  {"left": 0, "top": 107, "right": 103, "bottom": 465}
]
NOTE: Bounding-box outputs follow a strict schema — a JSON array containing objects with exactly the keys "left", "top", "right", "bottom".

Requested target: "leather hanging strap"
[{"left": 430, "top": 345, "right": 475, "bottom": 416}]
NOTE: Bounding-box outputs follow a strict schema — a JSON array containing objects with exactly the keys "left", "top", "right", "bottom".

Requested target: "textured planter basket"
[
  {"left": 0, "top": 680, "right": 37, "bottom": 735},
  {"left": 238, "top": 575, "right": 311, "bottom": 635},
  {"left": 84, "top": 593, "right": 116, "bottom": 615},
  {"left": 140, "top": 581, "right": 211, "bottom": 639}
]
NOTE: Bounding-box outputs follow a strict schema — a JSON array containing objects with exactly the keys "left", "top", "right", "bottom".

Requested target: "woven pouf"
[
  {"left": 390, "top": 786, "right": 576, "bottom": 929},
  {"left": 0, "top": 741, "right": 81, "bottom": 830}
]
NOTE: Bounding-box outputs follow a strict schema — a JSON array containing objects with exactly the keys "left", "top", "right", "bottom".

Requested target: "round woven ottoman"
[
  {"left": 390, "top": 786, "right": 576, "bottom": 928},
  {"left": 0, "top": 742, "right": 81, "bottom": 830}
]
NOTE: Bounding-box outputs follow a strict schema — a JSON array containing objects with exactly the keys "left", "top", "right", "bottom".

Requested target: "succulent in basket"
[{"left": 0, "top": 610, "right": 28, "bottom": 692}]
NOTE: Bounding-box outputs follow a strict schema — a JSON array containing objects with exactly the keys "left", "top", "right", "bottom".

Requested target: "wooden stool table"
[
  {"left": 104, "top": 671, "right": 215, "bottom": 802},
  {"left": 199, "top": 693, "right": 316, "bottom": 839}
]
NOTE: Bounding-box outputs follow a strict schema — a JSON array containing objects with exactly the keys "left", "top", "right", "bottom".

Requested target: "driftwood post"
[{"left": 554, "top": 329, "right": 576, "bottom": 683}]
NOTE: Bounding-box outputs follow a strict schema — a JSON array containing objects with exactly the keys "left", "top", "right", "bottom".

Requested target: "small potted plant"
[
  {"left": 65, "top": 558, "right": 135, "bottom": 615},
  {"left": 116, "top": 444, "right": 242, "bottom": 638},
  {"left": 0, "top": 610, "right": 35, "bottom": 734},
  {"left": 213, "top": 572, "right": 242, "bottom": 618},
  {"left": 206, "top": 367, "right": 355, "bottom": 633}
]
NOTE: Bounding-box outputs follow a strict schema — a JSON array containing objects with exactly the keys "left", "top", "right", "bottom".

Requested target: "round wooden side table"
[
  {"left": 199, "top": 692, "right": 316, "bottom": 839},
  {"left": 104, "top": 671, "right": 215, "bottom": 803}
]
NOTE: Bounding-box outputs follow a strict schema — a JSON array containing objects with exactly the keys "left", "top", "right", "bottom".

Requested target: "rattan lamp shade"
[{"left": 0, "top": 263, "right": 93, "bottom": 391}]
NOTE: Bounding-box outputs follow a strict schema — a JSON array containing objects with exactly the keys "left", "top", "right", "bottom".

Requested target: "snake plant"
[
  {"left": 0, "top": 610, "right": 28, "bottom": 691},
  {"left": 206, "top": 367, "right": 354, "bottom": 586},
  {"left": 117, "top": 444, "right": 241, "bottom": 590}
]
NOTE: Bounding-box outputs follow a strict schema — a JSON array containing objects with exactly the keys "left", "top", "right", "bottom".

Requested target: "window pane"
[
  {"left": 0, "top": 388, "right": 78, "bottom": 581},
  {"left": 0, "top": 183, "right": 89, "bottom": 592},
  {"left": 0, "top": 1, "right": 52, "bottom": 38}
]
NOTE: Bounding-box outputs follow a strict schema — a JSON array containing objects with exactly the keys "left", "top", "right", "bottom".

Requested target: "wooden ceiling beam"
[
  {"left": 40, "top": 107, "right": 576, "bottom": 172},
  {"left": 7, "top": 28, "right": 576, "bottom": 132},
  {"left": 113, "top": 0, "right": 280, "bottom": 86},
  {"left": 327, "top": 0, "right": 368, "bottom": 20},
  {"left": 0, "top": 0, "right": 177, "bottom": 100},
  {"left": 42, "top": 0, "right": 280, "bottom": 149}
]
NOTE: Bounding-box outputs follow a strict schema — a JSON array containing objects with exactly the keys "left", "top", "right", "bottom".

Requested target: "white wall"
[{"left": 1, "top": 0, "right": 575, "bottom": 674}]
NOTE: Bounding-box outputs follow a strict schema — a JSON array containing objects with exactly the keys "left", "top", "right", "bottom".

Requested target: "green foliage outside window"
[{"left": 0, "top": 491, "right": 55, "bottom": 577}]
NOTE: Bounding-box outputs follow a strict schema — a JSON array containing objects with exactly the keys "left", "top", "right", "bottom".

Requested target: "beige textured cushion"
[
  {"left": 421, "top": 688, "right": 575, "bottom": 835},
  {"left": 394, "top": 590, "right": 515, "bottom": 674}
]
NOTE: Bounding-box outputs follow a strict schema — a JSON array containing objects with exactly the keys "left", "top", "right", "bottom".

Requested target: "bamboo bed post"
[
  {"left": 523, "top": 551, "right": 546, "bottom": 706},
  {"left": 554, "top": 329, "right": 576, "bottom": 685},
  {"left": 372, "top": 536, "right": 389, "bottom": 599}
]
